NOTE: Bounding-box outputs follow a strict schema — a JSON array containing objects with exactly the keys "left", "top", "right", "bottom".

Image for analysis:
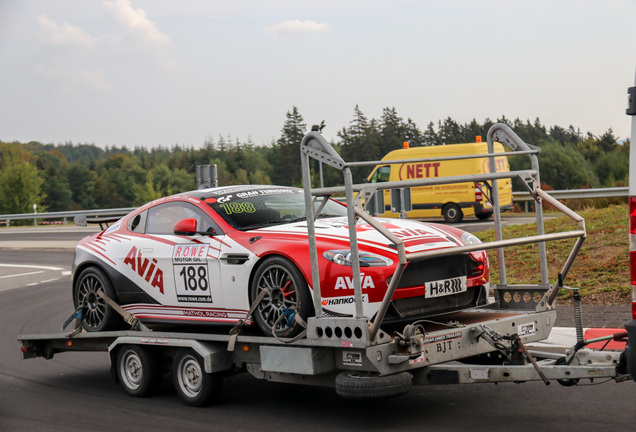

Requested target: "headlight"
[
  {"left": 323, "top": 250, "right": 393, "bottom": 267},
  {"left": 460, "top": 232, "right": 482, "bottom": 246}
]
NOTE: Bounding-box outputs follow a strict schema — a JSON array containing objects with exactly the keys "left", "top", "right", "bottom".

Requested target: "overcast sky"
[{"left": 2, "top": 0, "right": 636, "bottom": 149}]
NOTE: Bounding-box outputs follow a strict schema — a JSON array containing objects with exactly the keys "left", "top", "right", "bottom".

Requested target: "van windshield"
[{"left": 370, "top": 165, "right": 390, "bottom": 183}]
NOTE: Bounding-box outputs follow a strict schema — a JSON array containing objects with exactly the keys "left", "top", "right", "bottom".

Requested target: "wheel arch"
[{"left": 248, "top": 252, "right": 314, "bottom": 305}]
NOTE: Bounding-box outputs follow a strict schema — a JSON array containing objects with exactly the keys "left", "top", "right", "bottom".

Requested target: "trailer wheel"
[
  {"left": 116, "top": 345, "right": 161, "bottom": 397},
  {"left": 555, "top": 357, "right": 579, "bottom": 387},
  {"left": 250, "top": 256, "right": 312, "bottom": 338},
  {"left": 173, "top": 349, "right": 222, "bottom": 407},
  {"left": 442, "top": 203, "right": 463, "bottom": 223},
  {"left": 335, "top": 371, "right": 412, "bottom": 399},
  {"left": 74, "top": 266, "right": 119, "bottom": 332}
]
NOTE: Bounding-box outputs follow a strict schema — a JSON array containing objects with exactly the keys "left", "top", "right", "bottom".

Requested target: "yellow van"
[{"left": 367, "top": 141, "right": 513, "bottom": 223}]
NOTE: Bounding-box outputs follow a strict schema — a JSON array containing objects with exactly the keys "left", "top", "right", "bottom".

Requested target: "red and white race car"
[{"left": 73, "top": 185, "right": 490, "bottom": 337}]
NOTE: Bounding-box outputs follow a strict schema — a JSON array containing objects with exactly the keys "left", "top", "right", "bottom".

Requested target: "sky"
[{"left": 2, "top": 0, "right": 636, "bottom": 149}]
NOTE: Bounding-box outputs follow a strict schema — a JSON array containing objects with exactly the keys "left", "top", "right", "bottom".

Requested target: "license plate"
[{"left": 425, "top": 276, "right": 467, "bottom": 298}]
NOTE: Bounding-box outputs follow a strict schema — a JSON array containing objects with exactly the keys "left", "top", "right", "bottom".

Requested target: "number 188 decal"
[{"left": 173, "top": 244, "right": 212, "bottom": 303}]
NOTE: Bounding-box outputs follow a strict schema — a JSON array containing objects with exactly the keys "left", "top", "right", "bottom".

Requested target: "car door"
[{"left": 139, "top": 201, "right": 225, "bottom": 311}]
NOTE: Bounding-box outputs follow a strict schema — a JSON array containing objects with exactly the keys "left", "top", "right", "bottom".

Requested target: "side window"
[
  {"left": 146, "top": 202, "right": 221, "bottom": 235},
  {"left": 371, "top": 165, "right": 391, "bottom": 183},
  {"left": 128, "top": 211, "right": 148, "bottom": 233}
]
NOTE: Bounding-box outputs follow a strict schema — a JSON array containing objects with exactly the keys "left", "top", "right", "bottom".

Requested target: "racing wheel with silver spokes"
[
  {"left": 73, "top": 266, "right": 119, "bottom": 332},
  {"left": 250, "top": 256, "right": 312, "bottom": 338}
]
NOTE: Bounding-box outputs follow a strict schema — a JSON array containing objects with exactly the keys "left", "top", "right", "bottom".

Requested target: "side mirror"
[
  {"left": 174, "top": 218, "right": 197, "bottom": 235},
  {"left": 174, "top": 218, "right": 216, "bottom": 236}
]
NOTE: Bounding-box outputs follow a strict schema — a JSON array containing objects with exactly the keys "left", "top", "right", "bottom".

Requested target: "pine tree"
[{"left": 269, "top": 106, "right": 307, "bottom": 186}]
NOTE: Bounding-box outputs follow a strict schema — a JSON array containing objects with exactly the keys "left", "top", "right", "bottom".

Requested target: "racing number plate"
[
  {"left": 425, "top": 276, "right": 467, "bottom": 298},
  {"left": 173, "top": 244, "right": 213, "bottom": 303}
]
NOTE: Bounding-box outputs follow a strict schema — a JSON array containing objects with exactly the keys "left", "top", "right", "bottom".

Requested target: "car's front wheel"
[
  {"left": 250, "top": 256, "right": 312, "bottom": 338},
  {"left": 73, "top": 266, "right": 120, "bottom": 332}
]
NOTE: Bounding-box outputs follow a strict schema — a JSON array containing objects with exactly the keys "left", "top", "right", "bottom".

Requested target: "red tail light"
[{"left": 474, "top": 183, "right": 483, "bottom": 202}]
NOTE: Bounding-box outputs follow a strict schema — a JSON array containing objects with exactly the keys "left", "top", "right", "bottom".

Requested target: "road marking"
[
  {"left": 0, "top": 263, "right": 66, "bottom": 271},
  {"left": 0, "top": 271, "right": 45, "bottom": 279}
]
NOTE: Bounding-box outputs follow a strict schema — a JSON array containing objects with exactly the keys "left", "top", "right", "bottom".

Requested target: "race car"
[{"left": 73, "top": 185, "right": 490, "bottom": 338}]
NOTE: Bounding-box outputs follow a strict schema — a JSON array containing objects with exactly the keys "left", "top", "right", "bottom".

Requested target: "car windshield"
[{"left": 203, "top": 187, "right": 347, "bottom": 230}]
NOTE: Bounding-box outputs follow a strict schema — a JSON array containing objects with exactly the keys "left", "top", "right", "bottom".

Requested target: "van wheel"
[
  {"left": 443, "top": 203, "right": 463, "bottom": 223},
  {"left": 476, "top": 211, "right": 492, "bottom": 220}
]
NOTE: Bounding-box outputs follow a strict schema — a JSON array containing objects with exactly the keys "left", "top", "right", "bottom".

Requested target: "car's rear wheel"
[
  {"left": 250, "top": 256, "right": 312, "bottom": 338},
  {"left": 173, "top": 349, "right": 222, "bottom": 406},
  {"left": 443, "top": 203, "right": 463, "bottom": 223},
  {"left": 73, "top": 266, "right": 120, "bottom": 332}
]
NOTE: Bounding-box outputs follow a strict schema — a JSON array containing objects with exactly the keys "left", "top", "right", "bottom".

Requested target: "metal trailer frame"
[{"left": 18, "top": 123, "right": 634, "bottom": 404}]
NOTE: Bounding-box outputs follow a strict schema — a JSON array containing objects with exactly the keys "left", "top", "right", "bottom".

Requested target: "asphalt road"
[{"left": 0, "top": 229, "right": 634, "bottom": 432}]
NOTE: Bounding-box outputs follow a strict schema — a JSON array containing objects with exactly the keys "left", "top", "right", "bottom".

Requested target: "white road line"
[
  {"left": 0, "top": 263, "right": 66, "bottom": 271},
  {"left": 0, "top": 271, "right": 45, "bottom": 279}
]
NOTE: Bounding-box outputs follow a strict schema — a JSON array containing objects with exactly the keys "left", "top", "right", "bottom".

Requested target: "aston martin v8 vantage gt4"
[{"left": 73, "top": 185, "right": 490, "bottom": 337}]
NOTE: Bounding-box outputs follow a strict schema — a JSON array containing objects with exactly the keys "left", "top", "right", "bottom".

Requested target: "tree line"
[{"left": 0, "top": 106, "right": 628, "bottom": 218}]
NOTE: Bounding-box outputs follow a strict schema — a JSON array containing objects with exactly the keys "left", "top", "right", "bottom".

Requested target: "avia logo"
[
  {"left": 394, "top": 228, "right": 433, "bottom": 239},
  {"left": 334, "top": 274, "right": 375, "bottom": 290},
  {"left": 123, "top": 246, "right": 164, "bottom": 294}
]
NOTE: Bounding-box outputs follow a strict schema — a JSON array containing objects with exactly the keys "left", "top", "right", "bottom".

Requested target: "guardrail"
[
  {"left": 0, "top": 208, "right": 135, "bottom": 226},
  {"left": 512, "top": 187, "right": 628, "bottom": 201},
  {"left": 0, "top": 187, "right": 629, "bottom": 226}
]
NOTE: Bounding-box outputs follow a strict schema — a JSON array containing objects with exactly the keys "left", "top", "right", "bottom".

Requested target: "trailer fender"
[
  {"left": 625, "top": 320, "right": 636, "bottom": 381},
  {"left": 108, "top": 337, "right": 233, "bottom": 374}
]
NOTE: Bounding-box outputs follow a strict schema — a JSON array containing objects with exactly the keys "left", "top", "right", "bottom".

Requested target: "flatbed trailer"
[{"left": 18, "top": 123, "right": 636, "bottom": 406}]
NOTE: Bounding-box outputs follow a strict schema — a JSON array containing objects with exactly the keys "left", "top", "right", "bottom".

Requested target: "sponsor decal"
[
  {"left": 342, "top": 351, "right": 363, "bottom": 367},
  {"left": 321, "top": 294, "right": 369, "bottom": 307},
  {"left": 424, "top": 331, "right": 462, "bottom": 345},
  {"left": 182, "top": 309, "right": 228, "bottom": 318},
  {"left": 140, "top": 338, "right": 170, "bottom": 345},
  {"left": 173, "top": 244, "right": 212, "bottom": 303},
  {"left": 235, "top": 188, "right": 295, "bottom": 198},
  {"left": 334, "top": 274, "right": 376, "bottom": 290},
  {"left": 481, "top": 157, "right": 507, "bottom": 174},
  {"left": 123, "top": 246, "right": 164, "bottom": 294},
  {"left": 173, "top": 244, "right": 209, "bottom": 263},
  {"left": 399, "top": 162, "right": 440, "bottom": 180},
  {"left": 518, "top": 322, "right": 536, "bottom": 337},
  {"left": 425, "top": 276, "right": 467, "bottom": 298}
]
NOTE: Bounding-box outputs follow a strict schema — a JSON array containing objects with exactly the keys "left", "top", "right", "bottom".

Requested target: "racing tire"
[
  {"left": 250, "top": 256, "right": 312, "bottom": 338},
  {"left": 335, "top": 371, "right": 412, "bottom": 399},
  {"left": 73, "top": 266, "right": 120, "bottom": 332},
  {"left": 172, "top": 349, "right": 222, "bottom": 407},
  {"left": 442, "top": 203, "right": 463, "bottom": 223},
  {"left": 116, "top": 345, "right": 161, "bottom": 397}
]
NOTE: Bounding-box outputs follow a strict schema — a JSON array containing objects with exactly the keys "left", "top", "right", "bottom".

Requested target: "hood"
[{"left": 253, "top": 217, "right": 462, "bottom": 255}]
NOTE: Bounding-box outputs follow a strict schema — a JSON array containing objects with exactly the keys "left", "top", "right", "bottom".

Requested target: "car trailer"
[{"left": 19, "top": 123, "right": 636, "bottom": 406}]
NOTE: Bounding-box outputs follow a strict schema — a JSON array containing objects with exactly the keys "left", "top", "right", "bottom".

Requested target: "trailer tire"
[
  {"left": 173, "top": 349, "right": 222, "bottom": 407},
  {"left": 116, "top": 345, "right": 161, "bottom": 397},
  {"left": 555, "top": 357, "right": 579, "bottom": 387},
  {"left": 74, "top": 266, "right": 120, "bottom": 332},
  {"left": 442, "top": 203, "right": 463, "bottom": 223},
  {"left": 335, "top": 371, "right": 412, "bottom": 399}
]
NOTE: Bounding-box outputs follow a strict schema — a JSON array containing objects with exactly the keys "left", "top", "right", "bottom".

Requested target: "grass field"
[{"left": 475, "top": 204, "right": 630, "bottom": 305}]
